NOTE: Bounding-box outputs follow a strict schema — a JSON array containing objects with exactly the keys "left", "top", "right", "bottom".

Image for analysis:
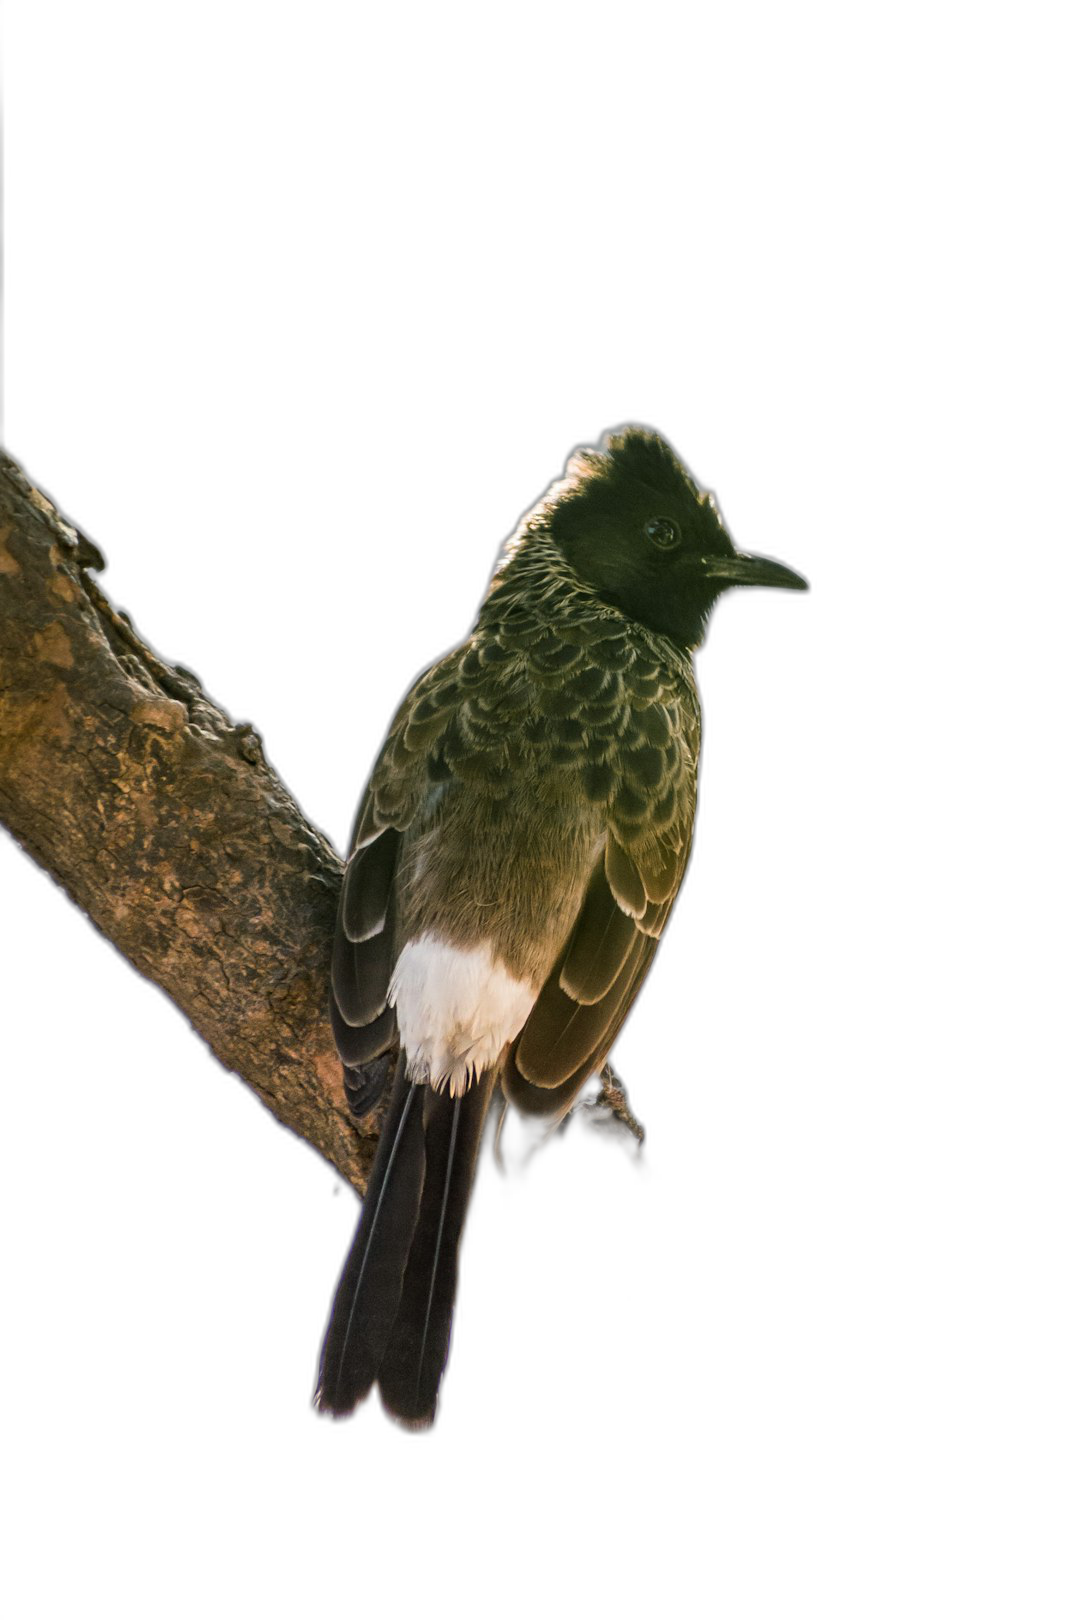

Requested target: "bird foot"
[{"left": 584, "top": 1062, "right": 645, "bottom": 1144}]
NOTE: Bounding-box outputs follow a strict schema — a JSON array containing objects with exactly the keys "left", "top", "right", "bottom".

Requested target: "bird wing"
[
  {"left": 329, "top": 653, "right": 466, "bottom": 1107},
  {"left": 505, "top": 645, "right": 700, "bottom": 1114}
]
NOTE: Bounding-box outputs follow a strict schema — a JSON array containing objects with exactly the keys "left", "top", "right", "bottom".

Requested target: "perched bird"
[{"left": 315, "top": 426, "right": 807, "bottom": 1427}]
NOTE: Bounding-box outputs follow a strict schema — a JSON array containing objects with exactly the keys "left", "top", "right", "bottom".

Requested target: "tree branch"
[{"left": 0, "top": 450, "right": 378, "bottom": 1194}]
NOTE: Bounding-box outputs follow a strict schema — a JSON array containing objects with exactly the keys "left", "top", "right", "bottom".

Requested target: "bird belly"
[{"left": 389, "top": 934, "right": 537, "bottom": 1097}]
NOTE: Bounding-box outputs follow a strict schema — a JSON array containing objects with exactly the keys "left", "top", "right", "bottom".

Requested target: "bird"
[{"left": 314, "top": 425, "right": 807, "bottom": 1427}]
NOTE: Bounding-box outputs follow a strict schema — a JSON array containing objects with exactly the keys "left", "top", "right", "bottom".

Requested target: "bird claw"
[{"left": 569, "top": 1062, "right": 647, "bottom": 1166}]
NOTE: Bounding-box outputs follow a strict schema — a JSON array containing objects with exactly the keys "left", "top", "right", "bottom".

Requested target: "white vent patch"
[{"left": 389, "top": 934, "right": 537, "bottom": 1097}]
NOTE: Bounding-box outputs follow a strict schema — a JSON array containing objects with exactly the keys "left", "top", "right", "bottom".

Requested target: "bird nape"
[{"left": 315, "top": 424, "right": 807, "bottom": 1428}]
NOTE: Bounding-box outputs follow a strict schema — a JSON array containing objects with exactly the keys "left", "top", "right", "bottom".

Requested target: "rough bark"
[{"left": 0, "top": 449, "right": 378, "bottom": 1194}]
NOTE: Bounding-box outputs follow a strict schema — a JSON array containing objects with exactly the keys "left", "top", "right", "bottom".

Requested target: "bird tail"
[{"left": 315, "top": 1053, "right": 496, "bottom": 1428}]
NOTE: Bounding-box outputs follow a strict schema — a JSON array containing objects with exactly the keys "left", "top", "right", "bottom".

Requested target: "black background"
[{"left": 0, "top": 22, "right": 893, "bottom": 1516}]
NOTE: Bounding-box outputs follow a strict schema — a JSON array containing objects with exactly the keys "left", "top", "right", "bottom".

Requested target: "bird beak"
[{"left": 704, "top": 551, "right": 809, "bottom": 591}]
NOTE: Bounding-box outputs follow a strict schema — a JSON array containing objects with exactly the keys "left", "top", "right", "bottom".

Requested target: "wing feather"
[
  {"left": 604, "top": 838, "right": 647, "bottom": 917},
  {"left": 342, "top": 829, "right": 400, "bottom": 943},
  {"left": 557, "top": 859, "right": 638, "bottom": 1005}
]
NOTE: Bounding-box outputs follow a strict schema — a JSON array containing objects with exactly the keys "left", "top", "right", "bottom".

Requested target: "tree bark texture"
[
  {"left": 0, "top": 443, "right": 375, "bottom": 1192},
  {"left": 0, "top": 450, "right": 378, "bottom": 1194}
]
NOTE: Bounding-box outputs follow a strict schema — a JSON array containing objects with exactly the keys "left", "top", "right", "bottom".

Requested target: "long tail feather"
[
  {"left": 314, "top": 1053, "right": 425, "bottom": 1416},
  {"left": 315, "top": 1059, "right": 496, "bottom": 1425},
  {"left": 378, "top": 1070, "right": 497, "bottom": 1428}
]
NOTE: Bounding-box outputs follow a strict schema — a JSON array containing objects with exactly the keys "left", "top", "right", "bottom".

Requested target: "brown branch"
[{"left": 0, "top": 449, "right": 378, "bottom": 1195}]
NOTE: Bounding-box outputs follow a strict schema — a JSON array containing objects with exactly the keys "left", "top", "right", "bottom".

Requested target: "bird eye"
[{"left": 644, "top": 517, "right": 680, "bottom": 550}]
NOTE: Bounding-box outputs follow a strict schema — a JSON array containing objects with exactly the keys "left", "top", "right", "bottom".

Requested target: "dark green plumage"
[{"left": 315, "top": 425, "right": 807, "bottom": 1427}]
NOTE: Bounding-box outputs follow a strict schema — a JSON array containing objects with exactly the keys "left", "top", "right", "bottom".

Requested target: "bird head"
[{"left": 543, "top": 426, "right": 807, "bottom": 648}]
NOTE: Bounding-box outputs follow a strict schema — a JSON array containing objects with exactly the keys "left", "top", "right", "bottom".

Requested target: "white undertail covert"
[{"left": 389, "top": 934, "right": 537, "bottom": 1096}]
